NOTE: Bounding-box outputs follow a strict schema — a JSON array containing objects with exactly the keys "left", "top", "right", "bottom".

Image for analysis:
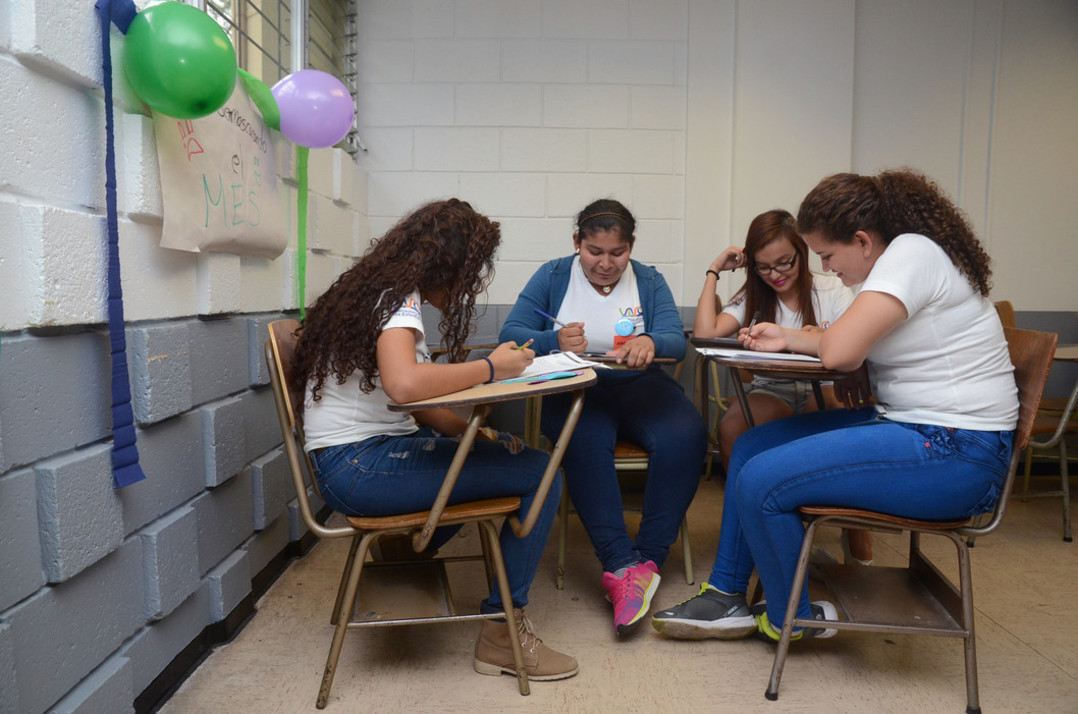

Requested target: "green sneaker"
[
  {"left": 651, "top": 583, "right": 757, "bottom": 640},
  {"left": 752, "top": 600, "right": 838, "bottom": 642}
]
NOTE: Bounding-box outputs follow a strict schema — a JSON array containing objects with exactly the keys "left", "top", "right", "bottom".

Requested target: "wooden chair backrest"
[
  {"left": 267, "top": 319, "right": 304, "bottom": 429},
  {"left": 1005, "top": 326, "right": 1057, "bottom": 452},
  {"left": 265, "top": 318, "right": 356, "bottom": 540},
  {"left": 959, "top": 327, "right": 1057, "bottom": 538},
  {"left": 994, "top": 300, "right": 1016, "bottom": 329}
]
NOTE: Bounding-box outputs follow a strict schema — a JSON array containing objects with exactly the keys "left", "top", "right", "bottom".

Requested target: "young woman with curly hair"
[
  {"left": 653, "top": 169, "right": 1017, "bottom": 645},
  {"left": 293, "top": 198, "right": 578, "bottom": 682}
]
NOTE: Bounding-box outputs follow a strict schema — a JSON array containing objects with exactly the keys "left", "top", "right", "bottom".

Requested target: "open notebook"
[
  {"left": 696, "top": 347, "right": 822, "bottom": 363},
  {"left": 502, "top": 352, "right": 609, "bottom": 381}
]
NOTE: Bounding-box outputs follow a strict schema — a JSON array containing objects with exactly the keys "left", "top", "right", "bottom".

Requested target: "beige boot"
[{"left": 473, "top": 609, "right": 579, "bottom": 681}]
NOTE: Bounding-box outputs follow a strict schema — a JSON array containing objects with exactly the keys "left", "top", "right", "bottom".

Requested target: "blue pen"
[{"left": 534, "top": 308, "right": 568, "bottom": 328}]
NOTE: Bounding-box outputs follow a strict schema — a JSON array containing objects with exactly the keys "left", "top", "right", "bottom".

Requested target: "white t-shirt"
[
  {"left": 302, "top": 291, "right": 426, "bottom": 451},
  {"left": 556, "top": 257, "right": 644, "bottom": 353},
  {"left": 721, "top": 273, "right": 852, "bottom": 330},
  {"left": 861, "top": 233, "right": 1017, "bottom": 430}
]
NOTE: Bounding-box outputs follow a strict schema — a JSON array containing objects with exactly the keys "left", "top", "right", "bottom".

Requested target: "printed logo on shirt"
[
  {"left": 820, "top": 320, "right": 833, "bottom": 329},
  {"left": 732, "top": 295, "right": 746, "bottom": 306},
  {"left": 618, "top": 306, "right": 643, "bottom": 318},
  {"left": 393, "top": 297, "right": 421, "bottom": 319}
]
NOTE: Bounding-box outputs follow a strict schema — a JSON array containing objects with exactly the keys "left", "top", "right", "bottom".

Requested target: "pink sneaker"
[{"left": 602, "top": 560, "right": 661, "bottom": 635}]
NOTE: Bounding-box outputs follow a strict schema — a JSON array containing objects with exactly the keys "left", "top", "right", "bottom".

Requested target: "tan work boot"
[{"left": 473, "top": 609, "right": 579, "bottom": 681}]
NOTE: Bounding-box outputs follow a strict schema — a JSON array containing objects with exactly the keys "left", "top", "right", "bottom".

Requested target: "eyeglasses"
[{"left": 753, "top": 252, "right": 798, "bottom": 276}]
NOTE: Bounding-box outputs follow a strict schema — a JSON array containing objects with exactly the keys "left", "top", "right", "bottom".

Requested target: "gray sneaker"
[{"left": 651, "top": 584, "right": 757, "bottom": 640}]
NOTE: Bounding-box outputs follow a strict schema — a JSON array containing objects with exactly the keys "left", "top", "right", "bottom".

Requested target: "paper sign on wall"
[{"left": 153, "top": 81, "right": 287, "bottom": 257}]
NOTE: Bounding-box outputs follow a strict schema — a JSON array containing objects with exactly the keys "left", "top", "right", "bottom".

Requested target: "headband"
[{"left": 578, "top": 211, "right": 628, "bottom": 226}]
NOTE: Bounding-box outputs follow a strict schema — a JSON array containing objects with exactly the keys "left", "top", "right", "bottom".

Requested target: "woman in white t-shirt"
[
  {"left": 653, "top": 170, "right": 1018, "bottom": 645},
  {"left": 292, "top": 198, "right": 578, "bottom": 683},
  {"left": 693, "top": 210, "right": 854, "bottom": 474}
]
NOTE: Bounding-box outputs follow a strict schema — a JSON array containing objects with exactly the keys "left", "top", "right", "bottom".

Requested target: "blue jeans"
[
  {"left": 312, "top": 427, "right": 561, "bottom": 611},
  {"left": 541, "top": 368, "right": 707, "bottom": 573},
  {"left": 708, "top": 407, "right": 1013, "bottom": 629}
]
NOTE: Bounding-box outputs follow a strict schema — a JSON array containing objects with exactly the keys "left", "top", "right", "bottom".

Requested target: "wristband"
[
  {"left": 706, "top": 269, "right": 720, "bottom": 280},
  {"left": 482, "top": 356, "right": 495, "bottom": 384}
]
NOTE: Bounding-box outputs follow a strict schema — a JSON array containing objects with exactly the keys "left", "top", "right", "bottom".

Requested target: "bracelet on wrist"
[
  {"left": 482, "top": 356, "right": 495, "bottom": 384},
  {"left": 706, "top": 269, "right": 721, "bottom": 280}
]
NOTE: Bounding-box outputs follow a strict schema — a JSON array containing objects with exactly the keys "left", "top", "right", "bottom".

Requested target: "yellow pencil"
[{"left": 516, "top": 338, "right": 534, "bottom": 351}]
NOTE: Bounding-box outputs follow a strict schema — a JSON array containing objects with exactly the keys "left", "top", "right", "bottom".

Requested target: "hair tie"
[{"left": 482, "top": 356, "right": 495, "bottom": 384}]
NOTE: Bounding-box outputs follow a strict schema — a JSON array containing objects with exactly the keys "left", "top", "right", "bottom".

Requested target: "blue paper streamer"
[{"left": 97, "top": 0, "right": 146, "bottom": 488}]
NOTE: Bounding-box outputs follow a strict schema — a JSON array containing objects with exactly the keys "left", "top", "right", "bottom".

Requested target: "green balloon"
[
  {"left": 123, "top": 2, "right": 237, "bottom": 119},
  {"left": 237, "top": 68, "right": 280, "bottom": 130}
]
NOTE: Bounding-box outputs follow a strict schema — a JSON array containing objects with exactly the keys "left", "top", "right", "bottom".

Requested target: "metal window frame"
[{"left": 193, "top": 0, "right": 361, "bottom": 154}]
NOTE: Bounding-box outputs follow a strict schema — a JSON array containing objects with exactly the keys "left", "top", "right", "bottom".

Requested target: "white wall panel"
[
  {"left": 731, "top": 0, "right": 855, "bottom": 234},
  {"left": 985, "top": 0, "right": 1078, "bottom": 310},
  {"left": 853, "top": 1, "right": 972, "bottom": 189}
]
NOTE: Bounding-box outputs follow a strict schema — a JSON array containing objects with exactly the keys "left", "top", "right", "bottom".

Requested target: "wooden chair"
[
  {"left": 265, "top": 320, "right": 532, "bottom": 708},
  {"left": 765, "top": 327, "right": 1057, "bottom": 714},
  {"left": 1024, "top": 386, "right": 1077, "bottom": 542},
  {"left": 696, "top": 353, "right": 730, "bottom": 479},
  {"left": 994, "top": 300, "right": 1075, "bottom": 541}
]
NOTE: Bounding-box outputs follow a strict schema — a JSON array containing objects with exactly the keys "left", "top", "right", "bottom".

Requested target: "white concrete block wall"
[
  {"left": 357, "top": 0, "right": 690, "bottom": 305},
  {"left": 0, "top": 45, "right": 366, "bottom": 332}
]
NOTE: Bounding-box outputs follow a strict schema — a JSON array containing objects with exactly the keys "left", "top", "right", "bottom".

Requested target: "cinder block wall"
[
  {"left": 356, "top": 0, "right": 692, "bottom": 307},
  {"left": 0, "top": 6, "right": 368, "bottom": 713}
]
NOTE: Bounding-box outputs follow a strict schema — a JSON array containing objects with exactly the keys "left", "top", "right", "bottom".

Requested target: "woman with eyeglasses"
[{"left": 693, "top": 210, "right": 854, "bottom": 474}]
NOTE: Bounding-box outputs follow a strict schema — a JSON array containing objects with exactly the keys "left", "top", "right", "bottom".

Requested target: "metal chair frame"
[
  {"left": 764, "top": 327, "right": 1058, "bottom": 714},
  {"left": 266, "top": 319, "right": 530, "bottom": 707}
]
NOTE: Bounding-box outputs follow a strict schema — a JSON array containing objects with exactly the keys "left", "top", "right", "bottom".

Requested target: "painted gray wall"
[{"left": 0, "top": 314, "right": 324, "bottom": 713}]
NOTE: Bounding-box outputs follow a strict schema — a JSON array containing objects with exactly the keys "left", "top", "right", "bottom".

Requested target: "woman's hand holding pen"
[
  {"left": 556, "top": 322, "right": 588, "bottom": 353},
  {"left": 489, "top": 341, "right": 534, "bottom": 380},
  {"left": 739, "top": 321, "right": 787, "bottom": 352}
]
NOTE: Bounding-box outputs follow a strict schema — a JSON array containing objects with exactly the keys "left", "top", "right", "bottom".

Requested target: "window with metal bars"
[{"left": 200, "top": 0, "right": 359, "bottom": 153}]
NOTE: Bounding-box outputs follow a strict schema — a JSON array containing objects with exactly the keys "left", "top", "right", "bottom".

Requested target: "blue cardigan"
[{"left": 499, "top": 256, "right": 687, "bottom": 360}]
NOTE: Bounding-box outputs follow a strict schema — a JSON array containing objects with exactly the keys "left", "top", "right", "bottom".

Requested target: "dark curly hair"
[
  {"left": 796, "top": 169, "right": 993, "bottom": 296},
  {"left": 732, "top": 209, "right": 818, "bottom": 327},
  {"left": 291, "top": 198, "right": 501, "bottom": 400}
]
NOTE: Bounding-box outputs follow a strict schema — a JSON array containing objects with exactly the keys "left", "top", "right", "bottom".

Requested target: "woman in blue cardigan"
[{"left": 500, "top": 198, "right": 707, "bottom": 636}]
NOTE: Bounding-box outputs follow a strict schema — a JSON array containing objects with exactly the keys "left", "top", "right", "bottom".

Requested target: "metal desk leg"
[
  {"left": 510, "top": 387, "right": 587, "bottom": 538},
  {"left": 731, "top": 374, "right": 755, "bottom": 429}
]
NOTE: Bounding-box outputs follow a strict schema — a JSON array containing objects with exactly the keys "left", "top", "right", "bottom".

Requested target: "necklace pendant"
[{"left": 602, "top": 285, "right": 611, "bottom": 294}]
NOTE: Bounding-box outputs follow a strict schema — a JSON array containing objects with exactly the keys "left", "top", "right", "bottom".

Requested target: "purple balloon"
[{"left": 271, "top": 70, "right": 355, "bottom": 148}]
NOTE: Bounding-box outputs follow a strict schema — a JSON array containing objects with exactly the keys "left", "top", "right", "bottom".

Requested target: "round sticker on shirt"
[{"left": 614, "top": 318, "right": 635, "bottom": 337}]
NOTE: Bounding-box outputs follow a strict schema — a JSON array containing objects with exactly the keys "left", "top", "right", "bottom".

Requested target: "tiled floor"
[{"left": 160, "top": 475, "right": 1077, "bottom": 713}]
